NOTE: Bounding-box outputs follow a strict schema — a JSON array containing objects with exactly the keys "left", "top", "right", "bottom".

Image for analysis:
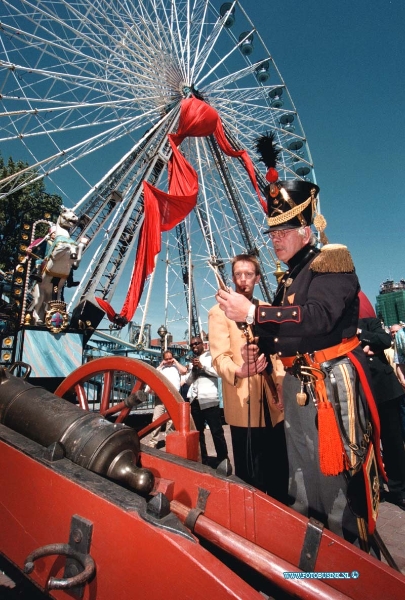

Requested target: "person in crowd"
[
  {"left": 215, "top": 134, "right": 384, "bottom": 550},
  {"left": 384, "top": 325, "right": 398, "bottom": 368},
  {"left": 208, "top": 253, "right": 288, "bottom": 501},
  {"left": 357, "top": 294, "right": 405, "bottom": 510},
  {"left": 186, "top": 336, "right": 228, "bottom": 467},
  {"left": 390, "top": 324, "right": 405, "bottom": 440},
  {"left": 392, "top": 324, "right": 405, "bottom": 382},
  {"left": 147, "top": 349, "right": 187, "bottom": 448}
]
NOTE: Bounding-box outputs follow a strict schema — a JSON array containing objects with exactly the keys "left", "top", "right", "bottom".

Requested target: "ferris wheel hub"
[{"left": 179, "top": 82, "right": 192, "bottom": 97}]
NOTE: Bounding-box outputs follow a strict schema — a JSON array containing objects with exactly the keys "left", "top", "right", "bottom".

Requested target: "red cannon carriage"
[{"left": 1, "top": 358, "right": 404, "bottom": 599}]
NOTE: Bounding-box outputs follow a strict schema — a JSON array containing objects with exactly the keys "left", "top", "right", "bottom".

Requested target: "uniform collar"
[{"left": 287, "top": 243, "right": 318, "bottom": 270}]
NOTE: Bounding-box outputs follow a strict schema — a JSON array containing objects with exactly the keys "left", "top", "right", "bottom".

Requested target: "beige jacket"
[{"left": 208, "top": 302, "right": 285, "bottom": 428}]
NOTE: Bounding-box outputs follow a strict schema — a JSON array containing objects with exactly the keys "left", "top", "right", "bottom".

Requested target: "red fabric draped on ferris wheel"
[{"left": 96, "top": 97, "right": 266, "bottom": 324}]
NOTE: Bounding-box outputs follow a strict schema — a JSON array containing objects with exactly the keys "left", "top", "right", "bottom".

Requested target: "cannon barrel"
[{"left": 0, "top": 367, "right": 154, "bottom": 495}]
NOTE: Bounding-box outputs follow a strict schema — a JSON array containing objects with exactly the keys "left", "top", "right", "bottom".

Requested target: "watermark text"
[{"left": 283, "top": 571, "right": 359, "bottom": 580}]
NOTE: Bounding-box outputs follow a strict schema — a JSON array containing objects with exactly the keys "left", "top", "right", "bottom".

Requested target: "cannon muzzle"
[{"left": 0, "top": 367, "right": 154, "bottom": 495}]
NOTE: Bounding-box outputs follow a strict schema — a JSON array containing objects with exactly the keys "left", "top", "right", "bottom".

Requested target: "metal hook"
[
  {"left": 24, "top": 543, "right": 95, "bottom": 590},
  {"left": 300, "top": 365, "right": 326, "bottom": 380}
]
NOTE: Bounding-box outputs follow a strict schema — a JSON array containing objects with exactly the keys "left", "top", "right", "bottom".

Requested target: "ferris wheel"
[{"left": 0, "top": 0, "right": 316, "bottom": 343}]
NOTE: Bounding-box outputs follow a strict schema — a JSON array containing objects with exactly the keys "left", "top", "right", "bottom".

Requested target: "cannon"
[
  {"left": 0, "top": 366, "right": 154, "bottom": 496},
  {"left": 1, "top": 358, "right": 405, "bottom": 600}
]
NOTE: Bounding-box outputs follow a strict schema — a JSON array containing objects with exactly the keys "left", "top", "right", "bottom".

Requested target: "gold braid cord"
[{"left": 267, "top": 196, "right": 312, "bottom": 227}]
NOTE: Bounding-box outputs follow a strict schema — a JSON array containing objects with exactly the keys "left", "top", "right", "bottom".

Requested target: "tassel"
[
  {"left": 296, "top": 381, "right": 307, "bottom": 405},
  {"left": 296, "top": 392, "right": 307, "bottom": 406},
  {"left": 318, "top": 400, "right": 349, "bottom": 476},
  {"left": 310, "top": 244, "right": 355, "bottom": 274},
  {"left": 313, "top": 208, "right": 329, "bottom": 246}
]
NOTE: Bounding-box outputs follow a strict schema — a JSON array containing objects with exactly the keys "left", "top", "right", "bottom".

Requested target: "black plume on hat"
[
  {"left": 254, "top": 132, "right": 321, "bottom": 232},
  {"left": 254, "top": 131, "right": 280, "bottom": 179}
]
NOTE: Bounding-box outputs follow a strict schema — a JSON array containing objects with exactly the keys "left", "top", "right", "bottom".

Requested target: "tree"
[{"left": 0, "top": 155, "right": 63, "bottom": 271}]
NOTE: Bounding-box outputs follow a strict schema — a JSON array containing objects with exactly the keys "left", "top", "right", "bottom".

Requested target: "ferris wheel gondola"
[{"left": 0, "top": 0, "right": 317, "bottom": 341}]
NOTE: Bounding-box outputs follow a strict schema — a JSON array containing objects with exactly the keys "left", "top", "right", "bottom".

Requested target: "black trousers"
[
  {"left": 230, "top": 423, "right": 288, "bottom": 503},
  {"left": 190, "top": 400, "right": 228, "bottom": 464}
]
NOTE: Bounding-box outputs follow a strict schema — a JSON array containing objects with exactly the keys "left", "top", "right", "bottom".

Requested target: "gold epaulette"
[{"left": 310, "top": 244, "right": 355, "bottom": 273}]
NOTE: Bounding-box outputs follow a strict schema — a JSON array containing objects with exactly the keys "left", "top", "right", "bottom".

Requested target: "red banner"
[{"left": 96, "top": 97, "right": 265, "bottom": 323}]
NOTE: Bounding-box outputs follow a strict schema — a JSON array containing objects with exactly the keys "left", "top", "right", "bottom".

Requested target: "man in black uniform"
[
  {"left": 216, "top": 146, "right": 384, "bottom": 549},
  {"left": 357, "top": 294, "right": 405, "bottom": 510}
]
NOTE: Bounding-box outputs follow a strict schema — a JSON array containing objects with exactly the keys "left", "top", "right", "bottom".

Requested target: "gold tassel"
[
  {"left": 313, "top": 205, "right": 329, "bottom": 246},
  {"left": 296, "top": 381, "right": 307, "bottom": 405},
  {"left": 310, "top": 244, "right": 355, "bottom": 273}
]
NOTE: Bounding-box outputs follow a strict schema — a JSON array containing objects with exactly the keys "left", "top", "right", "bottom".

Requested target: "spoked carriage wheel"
[{"left": 54, "top": 356, "right": 199, "bottom": 460}]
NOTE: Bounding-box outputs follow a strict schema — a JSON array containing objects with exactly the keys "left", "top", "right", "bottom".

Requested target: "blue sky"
[
  {"left": 3, "top": 0, "right": 403, "bottom": 338},
  {"left": 247, "top": 0, "right": 405, "bottom": 306}
]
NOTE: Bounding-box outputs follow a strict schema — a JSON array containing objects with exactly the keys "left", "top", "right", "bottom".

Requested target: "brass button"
[
  {"left": 278, "top": 351, "right": 282, "bottom": 356},
  {"left": 261, "top": 311, "right": 266, "bottom": 317},
  {"left": 292, "top": 311, "right": 297, "bottom": 316},
  {"left": 274, "top": 337, "right": 279, "bottom": 342},
  {"left": 277, "top": 311, "right": 282, "bottom": 317}
]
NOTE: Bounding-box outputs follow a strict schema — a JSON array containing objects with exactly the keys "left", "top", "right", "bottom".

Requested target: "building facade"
[{"left": 375, "top": 280, "right": 405, "bottom": 326}]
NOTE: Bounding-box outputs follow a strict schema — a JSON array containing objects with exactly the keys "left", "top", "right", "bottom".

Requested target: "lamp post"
[{"left": 157, "top": 324, "right": 168, "bottom": 353}]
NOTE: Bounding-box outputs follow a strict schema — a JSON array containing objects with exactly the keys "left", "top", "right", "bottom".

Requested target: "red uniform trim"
[{"left": 347, "top": 350, "right": 387, "bottom": 482}]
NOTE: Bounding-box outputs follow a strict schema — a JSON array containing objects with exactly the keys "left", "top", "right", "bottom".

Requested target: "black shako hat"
[
  {"left": 253, "top": 132, "right": 323, "bottom": 234},
  {"left": 266, "top": 179, "right": 320, "bottom": 231}
]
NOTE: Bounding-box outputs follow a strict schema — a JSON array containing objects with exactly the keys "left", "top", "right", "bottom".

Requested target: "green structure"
[{"left": 375, "top": 280, "right": 405, "bottom": 326}]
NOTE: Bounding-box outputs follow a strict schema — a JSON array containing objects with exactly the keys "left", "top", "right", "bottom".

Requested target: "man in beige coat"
[{"left": 208, "top": 254, "right": 288, "bottom": 502}]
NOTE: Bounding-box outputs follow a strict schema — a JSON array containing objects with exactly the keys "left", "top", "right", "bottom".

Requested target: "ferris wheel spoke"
[
  {"left": 190, "top": 2, "right": 226, "bottom": 83},
  {"left": 0, "top": 107, "right": 165, "bottom": 197},
  {"left": 209, "top": 86, "right": 275, "bottom": 103},
  {"left": 201, "top": 56, "right": 265, "bottom": 92},
  {"left": 195, "top": 142, "right": 217, "bottom": 256},
  {"left": 164, "top": 0, "right": 187, "bottom": 67},
  {"left": 2, "top": 22, "right": 114, "bottom": 85},
  {"left": 0, "top": 109, "right": 150, "bottom": 147},
  {"left": 196, "top": 30, "right": 253, "bottom": 90},
  {"left": 185, "top": 0, "right": 209, "bottom": 83},
  {"left": 136, "top": 0, "right": 187, "bottom": 84}
]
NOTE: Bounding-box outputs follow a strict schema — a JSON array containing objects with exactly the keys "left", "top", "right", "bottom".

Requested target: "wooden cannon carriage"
[{"left": 1, "top": 357, "right": 404, "bottom": 599}]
